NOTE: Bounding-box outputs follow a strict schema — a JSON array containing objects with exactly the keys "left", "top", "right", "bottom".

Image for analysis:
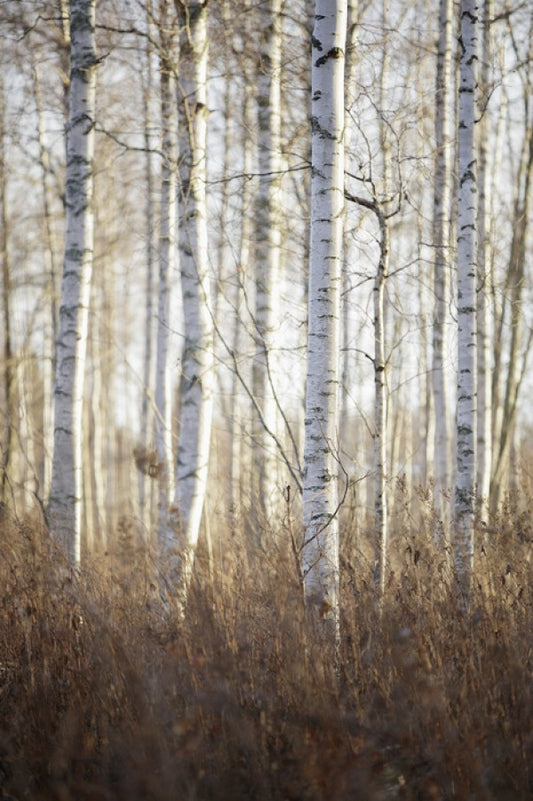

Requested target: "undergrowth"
[{"left": 0, "top": 502, "right": 531, "bottom": 800}]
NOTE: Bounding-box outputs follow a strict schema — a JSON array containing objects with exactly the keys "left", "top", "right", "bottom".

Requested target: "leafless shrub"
[{"left": 0, "top": 504, "right": 531, "bottom": 800}]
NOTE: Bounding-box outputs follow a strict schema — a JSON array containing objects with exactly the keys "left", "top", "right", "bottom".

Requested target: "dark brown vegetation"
[{"left": 0, "top": 500, "right": 531, "bottom": 801}]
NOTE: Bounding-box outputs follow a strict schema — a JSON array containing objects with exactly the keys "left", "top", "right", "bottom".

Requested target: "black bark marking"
[{"left": 315, "top": 47, "right": 343, "bottom": 68}]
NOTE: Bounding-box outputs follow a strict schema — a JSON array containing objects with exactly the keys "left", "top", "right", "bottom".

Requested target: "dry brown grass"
[{"left": 0, "top": 501, "right": 531, "bottom": 800}]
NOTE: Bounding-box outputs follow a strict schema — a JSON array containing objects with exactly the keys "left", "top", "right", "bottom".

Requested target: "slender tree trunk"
[
  {"left": 302, "top": 0, "right": 347, "bottom": 639},
  {"left": 83, "top": 363, "right": 96, "bottom": 551},
  {"left": 340, "top": 0, "right": 358, "bottom": 456},
  {"left": 490, "top": 119, "right": 533, "bottom": 512},
  {"left": 139, "top": 3, "right": 156, "bottom": 533},
  {"left": 490, "top": 14, "right": 533, "bottom": 514},
  {"left": 372, "top": 0, "right": 390, "bottom": 599},
  {"left": 454, "top": 0, "right": 479, "bottom": 603},
  {"left": 12, "top": 351, "right": 39, "bottom": 513},
  {"left": 252, "top": 0, "right": 283, "bottom": 527},
  {"left": 432, "top": 0, "right": 454, "bottom": 530},
  {"left": 154, "top": 0, "right": 178, "bottom": 547},
  {"left": 48, "top": 0, "right": 97, "bottom": 565},
  {"left": 91, "top": 291, "right": 109, "bottom": 547},
  {"left": 173, "top": 0, "right": 214, "bottom": 610},
  {"left": 230, "top": 82, "right": 255, "bottom": 522},
  {"left": 372, "top": 206, "right": 389, "bottom": 598},
  {"left": 488, "top": 86, "right": 507, "bottom": 503}
]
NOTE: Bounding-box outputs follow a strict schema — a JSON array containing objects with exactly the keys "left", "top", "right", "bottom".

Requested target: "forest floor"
[{"left": 0, "top": 501, "right": 531, "bottom": 801}]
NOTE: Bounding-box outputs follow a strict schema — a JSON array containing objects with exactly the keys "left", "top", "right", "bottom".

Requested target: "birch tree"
[
  {"left": 432, "top": 0, "right": 454, "bottom": 529},
  {"left": 48, "top": 0, "right": 97, "bottom": 565},
  {"left": 252, "top": 0, "right": 283, "bottom": 526},
  {"left": 372, "top": 0, "right": 392, "bottom": 599},
  {"left": 454, "top": 0, "right": 478, "bottom": 602},
  {"left": 302, "top": 0, "right": 346, "bottom": 636},
  {"left": 139, "top": 3, "right": 156, "bottom": 530},
  {"left": 172, "top": 0, "right": 214, "bottom": 609},
  {"left": 154, "top": 0, "right": 178, "bottom": 544},
  {"left": 340, "top": 0, "right": 358, "bottom": 440}
]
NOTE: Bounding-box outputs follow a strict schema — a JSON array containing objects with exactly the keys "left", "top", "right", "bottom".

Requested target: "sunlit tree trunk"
[
  {"left": 173, "top": 0, "right": 214, "bottom": 610},
  {"left": 302, "top": 0, "right": 347, "bottom": 638},
  {"left": 252, "top": 0, "right": 283, "bottom": 526},
  {"left": 139, "top": 3, "right": 156, "bottom": 533},
  {"left": 154, "top": 0, "right": 178, "bottom": 546},
  {"left": 432, "top": 0, "right": 454, "bottom": 530},
  {"left": 48, "top": 0, "right": 97, "bottom": 565},
  {"left": 454, "top": 0, "right": 479, "bottom": 603},
  {"left": 230, "top": 83, "right": 255, "bottom": 522}
]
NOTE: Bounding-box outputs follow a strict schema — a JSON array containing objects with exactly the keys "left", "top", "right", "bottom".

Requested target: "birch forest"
[{"left": 0, "top": 1, "right": 532, "bottom": 799}]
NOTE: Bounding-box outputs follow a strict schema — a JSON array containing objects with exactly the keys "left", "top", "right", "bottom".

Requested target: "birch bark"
[
  {"left": 173, "top": 0, "right": 214, "bottom": 609},
  {"left": 230, "top": 83, "right": 255, "bottom": 522},
  {"left": 48, "top": 0, "right": 96, "bottom": 565},
  {"left": 454, "top": 0, "right": 478, "bottom": 602},
  {"left": 154, "top": 0, "right": 177, "bottom": 547},
  {"left": 139, "top": 4, "right": 156, "bottom": 532},
  {"left": 252, "top": 0, "right": 283, "bottom": 526},
  {"left": 432, "top": 0, "right": 454, "bottom": 530},
  {"left": 302, "top": 0, "right": 346, "bottom": 636}
]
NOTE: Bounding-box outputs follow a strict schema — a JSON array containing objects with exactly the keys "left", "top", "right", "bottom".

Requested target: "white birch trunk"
[
  {"left": 432, "top": 0, "right": 454, "bottom": 529},
  {"left": 252, "top": 0, "right": 283, "bottom": 526},
  {"left": 155, "top": 2, "right": 177, "bottom": 547},
  {"left": 173, "top": 0, "right": 214, "bottom": 609},
  {"left": 139, "top": 4, "right": 156, "bottom": 532},
  {"left": 302, "top": 0, "right": 346, "bottom": 636},
  {"left": 454, "top": 0, "right": 478, "bottom": 602},
  {"left": 48, "top": 0, "right": 96, "bottom": 565},
  {"left": 230, "top": 83, "right": 255, "bottom": 522}
]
